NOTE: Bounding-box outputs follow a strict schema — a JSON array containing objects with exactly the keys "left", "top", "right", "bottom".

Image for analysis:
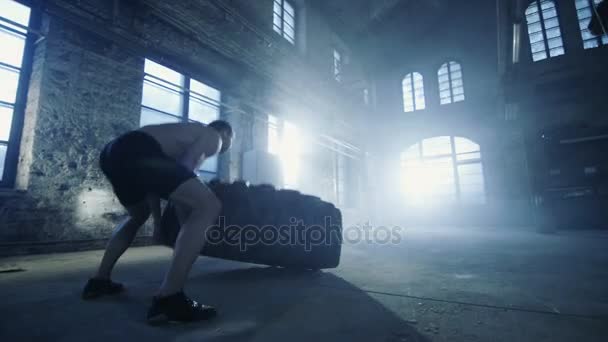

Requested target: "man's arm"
[
  {"left": 147, "top": 194, "right": 162, "bottom": 233},
  {"left": 180, "top": 126, "right": 222, "bottom": 171}
]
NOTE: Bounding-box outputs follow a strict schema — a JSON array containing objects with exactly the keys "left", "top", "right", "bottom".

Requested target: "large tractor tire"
[{"left": 157, "top": 180, "right": 342, "bottom": 270}]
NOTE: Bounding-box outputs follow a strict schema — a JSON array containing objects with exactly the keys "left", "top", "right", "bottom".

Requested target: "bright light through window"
[
  {"left": 0, "top": 0, "right": 31, "bottom": 182},
  {"left": 280, "top": 121, "right": 300, "bottom": 189},
  {"left": 438, "top": 61, "right": 465, "bottom": 105},
  {"left": 273, "top": 0, "right": 296, "bottom": 44},
  {"left": 140, "top": 59, "right": 221, "bottom": 178},
  {"left": 267, "top": 116, "right": 301, "bottom": 189},
  {"left": 525, "top": 0, "right": 565, "bottom": 62},
  {"left": 402, "top": 72, "right": 425, "bottom": 113},
  {"left": 267, "top": 114, "right": 280, "bottom": 156},
  {"left": 401, "top": 136, "right": 485, "bottom": 205}
]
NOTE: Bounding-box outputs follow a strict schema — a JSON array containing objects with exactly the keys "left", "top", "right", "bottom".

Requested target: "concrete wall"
[{"left": 0, "top": 0, "right": 368, "bottom": 254}]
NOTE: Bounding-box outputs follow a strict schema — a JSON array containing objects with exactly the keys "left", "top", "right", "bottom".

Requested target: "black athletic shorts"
[{"left": 99, "top": 130, "right": 197, "bottom": 207}]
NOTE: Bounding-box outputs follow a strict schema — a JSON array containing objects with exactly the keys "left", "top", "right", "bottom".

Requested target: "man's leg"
[
  {"left": 157, "top": 178, "right": 221, "bottom": 297},
  {"left": 94, "top": 201, "right": 151, "bottom": 279}
]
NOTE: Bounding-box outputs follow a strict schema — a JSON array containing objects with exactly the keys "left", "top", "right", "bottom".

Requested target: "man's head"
[{"left": 208, "top": 120, "right": 234, "bottom": 153}]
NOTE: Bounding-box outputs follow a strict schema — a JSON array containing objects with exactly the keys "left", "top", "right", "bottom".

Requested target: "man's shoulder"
[
  {"left": 140, "top": 122, "right": 217, "bottom": 141},
  {"left": 195, "top": 123, "right": 220, "bottom": 139}
]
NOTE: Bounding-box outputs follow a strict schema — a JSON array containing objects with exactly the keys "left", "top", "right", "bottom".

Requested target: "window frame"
[
  {"left": 438, "top": 61, "right": 465, "bottom": 105},
  {"left": 0, "top": 0, "right": 38, "bottom": 188},
  {"left": 525, "top": 0, "right": 565, "bottom": 62},
  {"left": 575, "top": 0, "right": 608, "bottom": 49},
  {"left": 273, "top": 0, "right": 296, "bottom": 45},
  {"left": 140, "top": 59, "right": 222, "bottom": 179},
  {"left": 401, "top": 136, "right": 486, "bottom": 204},
  {"left": 402, "top": 72, "right": 426, "bottom": 113}
]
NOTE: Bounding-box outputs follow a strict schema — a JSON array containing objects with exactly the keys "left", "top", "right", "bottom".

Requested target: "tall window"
[
  {"left": 266, "top": 116, "right": 301, "bottom": 189},
  {"left": 402, "top": 72, "right": 425, "bottom": 113},
  {"left": 141, "top": 59, "right": 222, "bottom": 178},
  {"left": 267, "top": 114, "right": 280, "bottom": 156},
  {"left": 576, "top": 0, "right": 608, "bottom": 48},
  {"left": 0, "top": 0, "right": 31, "bottom": 185},
  {"left": 438, "top": 61, "right": 465, "bottom": 105},
  {"left": 401, "top": 136, "right": 485, "bottom": 204},
  {"left": 273, "top": 0, "right": 295, "bottom": 44},
  {"left": 333, "top": 49, "right": 342, "bottom": 82},
  {"left": 281, "top": 121, "right": 300, "bottom": 189},
  {"left": 525, "top": 0, "right": 565, "bottom": 62}
]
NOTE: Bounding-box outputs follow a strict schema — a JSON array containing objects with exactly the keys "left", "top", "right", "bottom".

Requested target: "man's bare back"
[{"left": 139, "top": 122, "right": 222, "bottom": 164}]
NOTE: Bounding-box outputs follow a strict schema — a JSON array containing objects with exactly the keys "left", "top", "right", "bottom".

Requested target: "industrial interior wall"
[
  {"left": 367, "top": 0, "right": 533, "bottom": 226},
  {"left": 0, "top": 0, "right": 367, "bottom": 255},
  {"left": 504, "top": 0, "right": 608, "bottom": 229}
]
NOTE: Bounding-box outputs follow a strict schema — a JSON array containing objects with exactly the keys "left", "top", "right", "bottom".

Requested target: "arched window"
[
  {"left": 576, "top": 0, "right": 608, "bottom": 49},
  {"left": 402, "top": 72, "right": 425, "bottom": 112},
  {"left": 525, "top": 0, "right": 565, "bottom": 62},
  {"left": 401, "top": 136, "right": 485, "bottom": 204},
  {"left": 438, "top": 61, "right": 465, "bottom": 105}
]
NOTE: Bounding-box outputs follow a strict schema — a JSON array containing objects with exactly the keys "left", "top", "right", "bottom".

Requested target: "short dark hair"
[{"left": 208, "top": 120, "right": 233, "bottom": 136}]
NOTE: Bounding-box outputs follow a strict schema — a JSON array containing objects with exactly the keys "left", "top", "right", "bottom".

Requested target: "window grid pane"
[
  {"left": 0, "top": 0, "right": 30, "bottom": 184},
  {"left": 144, "top": 59, "right": 183, "bottom": 86},
  {"left": 190, "top": 79, "right": 221, "bottom": 105},
  {"left": 274, "top": 0, "right": 296, "bottom": 44},
  {"left": 0, "top": 104, "right": 14, "bottom": 141},
  {"left": 0, "top": 64, "right": 20, "bottom": 104},
  {"left": 139, "top": 107, "right": 181, "bottom": 127},
  {"left": 402, "top": 74, "right": 415, "bottom": 112},
  {"left": 413, "top": 73, "right": 425, "bottom": 110},
  {"left": 142, "top": 78, "right": 184, "bottom": 116},
  {"left": 0, "top": 28, "right": 27, "bottom": 68},
  {"left": 0, "top": 0, "right": 30, "bottom": 34},
  {"left": 401, "top": 136, "right": 485, "bottom": 204},
  {"left": 284, "top": 1, "right": 295, "bottom": 17},
  {"left": 526, "top": 1, "right": 565, "bottom": 62},
  {"left": 141, "top": 59, "right": 222, "bottom": 176},
  {"left": 188, "top": 97, "right": 219, "bottom": 125},
  {"left": 438, "top": 61, "right": 465, "bottom": 105}
]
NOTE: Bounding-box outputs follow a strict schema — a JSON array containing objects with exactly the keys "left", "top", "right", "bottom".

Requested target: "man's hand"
[{"left": 147, "top": 194, "right": 162, "bottom": 233}]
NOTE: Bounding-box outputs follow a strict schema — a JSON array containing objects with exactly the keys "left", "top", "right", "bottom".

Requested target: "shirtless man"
[{"left": 82, "top": 120, "right": 234, "bottom": 325}]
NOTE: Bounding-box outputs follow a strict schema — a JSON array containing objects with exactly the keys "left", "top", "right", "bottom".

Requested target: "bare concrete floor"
[{"left": 1, "top": 227, "right": 607, "bottom": 341}]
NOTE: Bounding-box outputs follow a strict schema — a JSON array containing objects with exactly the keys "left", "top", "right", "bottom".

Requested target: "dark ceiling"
[
  {"left": 307, "top": 0, "right": 451, "bottom": 72},
  {"left": 309, "top": 0, "right": 448, "bottom": 43}
]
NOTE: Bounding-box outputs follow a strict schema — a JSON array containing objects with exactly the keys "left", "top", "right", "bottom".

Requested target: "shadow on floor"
[
  {"left": 168, "top": 265, "right": 430, "bottom": 342},
  {"left": 0, "top": 254, "right": 428, "bottom": 342}
]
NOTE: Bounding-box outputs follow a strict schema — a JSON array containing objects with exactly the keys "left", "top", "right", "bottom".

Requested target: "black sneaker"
[
  {"left": 82, "top": 278, "right": 125, "bottom": 300},
  {"left": 147, "top": 291, "right": 217, "bottom": 325}
]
